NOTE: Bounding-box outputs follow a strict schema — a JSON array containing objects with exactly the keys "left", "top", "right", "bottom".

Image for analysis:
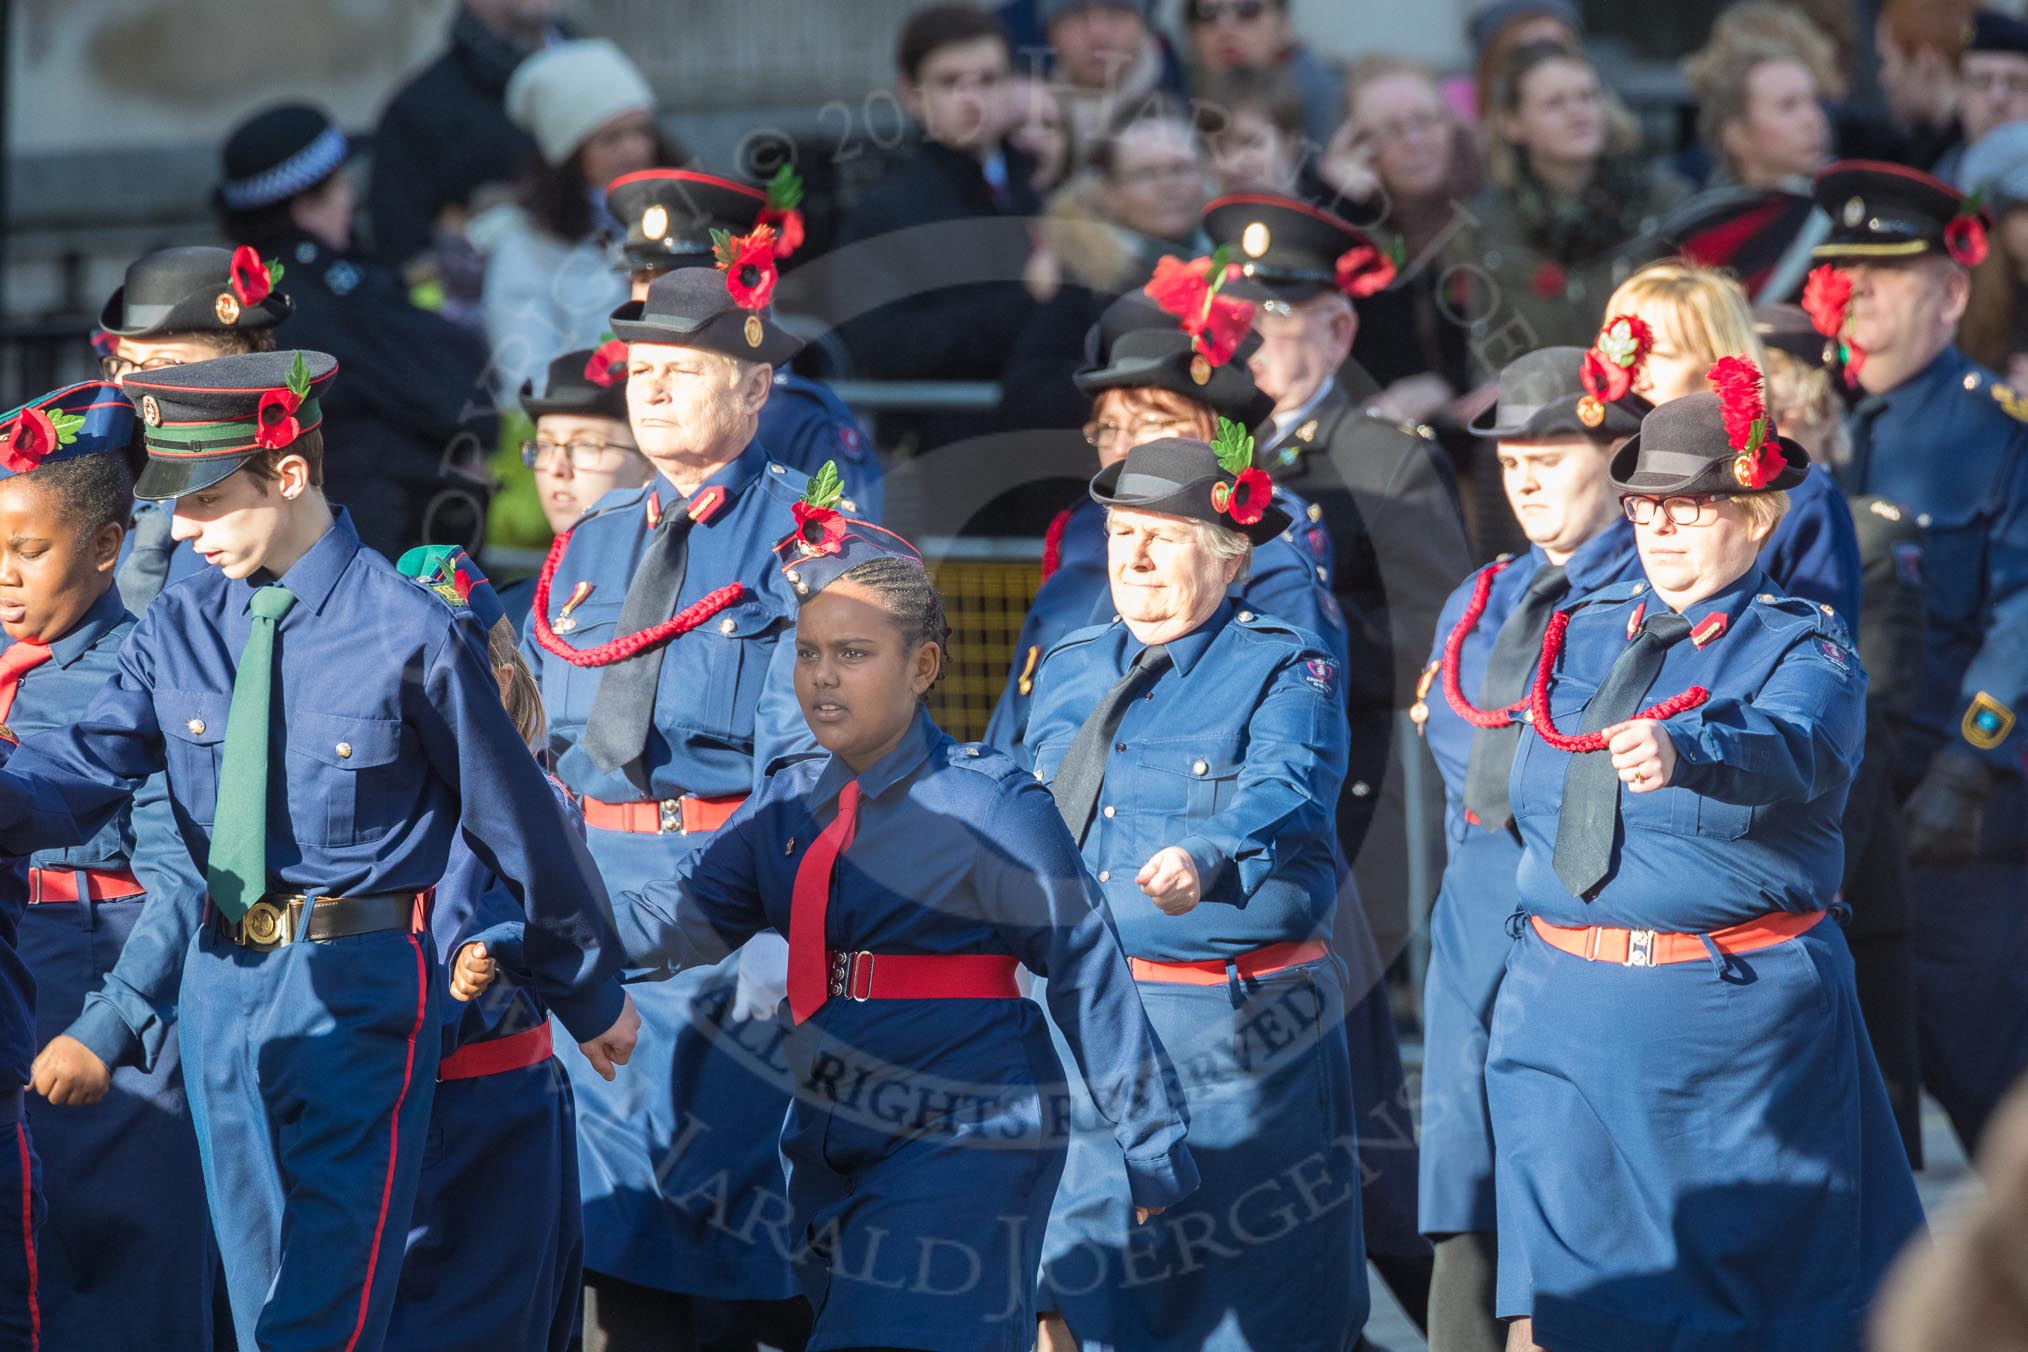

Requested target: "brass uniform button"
[
  {"left": 187, "top": 718, "right": 206, "bottom": 736},
  {"left": 336, "top": 742, "right": 352, "bottom": 759}
]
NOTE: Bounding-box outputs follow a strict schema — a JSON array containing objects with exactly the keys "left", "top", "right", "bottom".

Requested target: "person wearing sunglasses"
[{"left": 1184, "top": 0, "right": 1343, "bottom": 146}]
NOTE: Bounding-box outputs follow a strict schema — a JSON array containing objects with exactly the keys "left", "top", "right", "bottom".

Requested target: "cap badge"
[
  {"left": 744, "top": 314, "right": 764, "bottom": 348},
  {"left": 1575, "top": 395, "right": 1604, "bottom": 428},
  {"left": 140, "top": 395, "right": 161, "bottom": 427},
  {"left": 1241, "top": 221, "right": 1271, "bottom": 258},
  {"left": 642, "top": 204, "right": 668, "bottom": 241},
  {"left": 214, "top": 292, "right": 242, "bottom": 325},
  {"left": 1842, "top": 196, "right": 1865, "bottom": 228},
  {"left": 1189, "top": 354, "right": 1212, "bottom": 385}
]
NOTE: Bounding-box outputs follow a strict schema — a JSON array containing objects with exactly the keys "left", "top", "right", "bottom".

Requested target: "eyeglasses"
[
  {"left": 1190, "top": 0, "right": 1268, "bottom": 22},
  {"left": 1082, "top": 417, "right": 1197, "bottom": 448},
  {"left": 521, "top": 439, "right": 641, "bottom": 472},
  {"left": 97, "top": 353, "right": 183, "bottom": 381},
  {"left": 1622, "top": 494, "right": 1727, "bottom": 526},
  {"left": 1964, "top": 69, "right": 2028, "bottom": 98},
  {"left": 1354, "top": 110, "right": 1445, "bottom": 149}
]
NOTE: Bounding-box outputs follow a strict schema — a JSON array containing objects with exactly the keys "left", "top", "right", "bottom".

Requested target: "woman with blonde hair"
[{"left": 1602, "top": 259, "right": 1862, "bottom": 621}]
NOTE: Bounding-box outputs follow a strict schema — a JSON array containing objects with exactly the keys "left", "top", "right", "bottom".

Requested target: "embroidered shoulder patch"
[{"left": 1303, "top": 657, "right": 1338, "bottom": 697}]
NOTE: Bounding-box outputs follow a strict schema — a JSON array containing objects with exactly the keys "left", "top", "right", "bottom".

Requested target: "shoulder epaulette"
[
  {"left": 947, "top": 741, "right": 1029, "bottom": 783},
  {"left": 761, "top": 750, "right": 828, "bottom": 781}
]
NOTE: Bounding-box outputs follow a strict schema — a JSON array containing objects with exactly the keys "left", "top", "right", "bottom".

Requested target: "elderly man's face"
[{"left": 1106, "top": 506, "right": 1241, "bottom": 642}]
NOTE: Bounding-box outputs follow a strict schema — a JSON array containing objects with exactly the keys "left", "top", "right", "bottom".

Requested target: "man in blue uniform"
[
  {"left": 0, "top": 349, "right": 635, "bottom": 1351},
  {"left": 607, "top": 167, "right": 882, "bottom": 516},
  {"left": 97, "top": 243, "right": 291, "bottom": 609},
  {"left": 520, "top": 267, "right": 820, "bottom": 1348},
  {"left": 1815, "top": 158, "right": 2028, "bottom": 1156}
]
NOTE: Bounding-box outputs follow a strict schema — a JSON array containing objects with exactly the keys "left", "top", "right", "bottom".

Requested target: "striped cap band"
[
  {"left": 218, "top": 126, "right": 348, "bottom": 211},
  {"left": 144, "top": 399, "right": 323, "bottom": 457}
]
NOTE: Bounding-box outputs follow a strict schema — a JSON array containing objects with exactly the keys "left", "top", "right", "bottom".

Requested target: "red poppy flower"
[
  {"left": 254, "top": 388, "right": 302, "bottom": 450},
  {"left": 1530, "top": 260, "right": 1566, "bottom": 300},
  {"left": 1185, "top": 292, "right": 1257, "bottom": 368},
  {"left": 719, "top": 226, "right": 780, "bottom": 310},
  {"left": 1223, "top": 467, "right": 1272, "bottom": 526},
  {"left": 2, "top": 409, "right": 54, "bottom": 474},
  {"left": 757, "top": 205, "right": 805, "bottom": 258},
  {"left": 1800, "top": 265, "right": 1852, "bottom": 338},
  {"left": 1946, "top": 214, "right": 1989, "bottom": 268},
  {"left": 790, "top": 501, "right": 846, "bottom": 554},
  {"left": 229, "top": 245, "right": 272, "bottom": 308},
  {"left": 1145, "top": 254, "right": 1212, "bottom": 319},
  {"left": 1579, "top": 349, "right": 1633, "bottom": 403},
  {"left": 1334, "top": 244, "right": 1396, "bottom": 299},
  {"left": 583, "top": 338, "right": 628, "bottom": 388}
]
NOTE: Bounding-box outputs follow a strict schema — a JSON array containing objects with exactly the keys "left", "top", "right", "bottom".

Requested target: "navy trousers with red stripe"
[
  {"left": 179, "top": 924, "right": 440, "bottom": 1352},
  {"left": 0, "top": 1105, "right": 42, "bottom": 1352}
]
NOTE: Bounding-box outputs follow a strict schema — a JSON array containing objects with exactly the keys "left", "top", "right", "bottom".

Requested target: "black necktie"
[
  {"left": 1051, "top": 644, "right": 1172, "bottom": 845},
  {"left": 1461, "top": 564, "right": 1569, "bottom": 830},
  {"left": 1550, "top": 611, "right": 1694, "bottom": 898},
  {"left": 581, "top": 514, "right": 694, "bottom": 785},
  {"left": 1841, "top": 394, "right": 1887, "bottom": 493}
]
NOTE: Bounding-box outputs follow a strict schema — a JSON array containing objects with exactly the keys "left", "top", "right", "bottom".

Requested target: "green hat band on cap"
[{"left": 143, "top": 397, "right": 323, "bottom": 457}]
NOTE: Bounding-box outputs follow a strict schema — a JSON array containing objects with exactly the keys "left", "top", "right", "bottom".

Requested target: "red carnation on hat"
[
  {"left": 1579, "top": 314, "right": 1653, "bottom": 403},
  {"left": 1333, "top": 242, "right": 1397, "bottom": 299},
  {"left": 1707, "top": 355, "right": 1788, "bottom": 490},
  {"left": 228, "top": 245, "right": 281, "bottom": 309},
  {"left": 583, "top": 336, "right": 628, "bottom": 388},
  {"left": 712, "top": 225, "right": 780, "bottom": 310},
  {"left": 1801, "top": 264, "right": 1866, "bottom": 388}
]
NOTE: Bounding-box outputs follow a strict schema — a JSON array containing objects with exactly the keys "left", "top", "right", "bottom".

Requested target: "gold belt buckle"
[{"left": 241, "top": 899, "right": 288, "bottom": 946}]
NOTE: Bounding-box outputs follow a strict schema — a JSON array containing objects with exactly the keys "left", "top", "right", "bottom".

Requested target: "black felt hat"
[
  {"left": 126, "top": 350, "right": 339, "bottom": 499},
  {"left": 608, "top": 268, "right": 804, "bottom": 366},
  {"left": 520, "top": 342, "right": 632, "bottom": 422},
  {"left": 100, "top": 245, "right": 293, "bottom": 336},
  {"left": 1469, "top": 346, "right": 1648, "bottom": 440},
  {"left": 1075, "top": 295, "right": 1274, "bottom": 430},
  {"left": 1812, "top": 159, "right": 1982, "bottom": 262},
  {"left": 1202, "top": 193, "right": 1392, "bottom": 303},
  {"left": 1609, "top": 388, "right": 1809, "bottom": 497},
  {"left": 215, "top": 103, "right": 350, "bottom": 212},
  {"left": 606, "top": 169, "right": 773, "bottom": 272},
  {"left": 1089, "top": 435, "right": 1290, "bottom": 545},
  {"left": 1973, "top": 8, "right": 2028, "bottom": 55}
]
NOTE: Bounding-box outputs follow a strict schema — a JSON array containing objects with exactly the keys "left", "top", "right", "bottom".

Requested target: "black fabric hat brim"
[
  {"left": 98, "top": 284, "right": 292, "bottom": 338},
  {"left": 1074, "top": 348, "right": 1275, "bottom": 430},
  {"left": 1608, "top": 431, "right": 1811, "bottom": 496},
  {"left": 519, "top": 387, "right": 632, "bottom": 421},
  {"left": 134, "top": 449, "right": 255, "bottom": 501},
  {"left": 1088, "top": 459, "right": 1291, "bottom": 545},
  {"left": 609, "top": 300, "right": 804, "bottom": 367},
  {"left": 1468, "top": 394, "right": 1645, "bottom": 441}
]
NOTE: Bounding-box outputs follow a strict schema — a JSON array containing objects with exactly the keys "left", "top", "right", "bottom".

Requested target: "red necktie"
[
  {"left": 788, "top": 780, "right": 861, "bottom": 1024},
  {"left": 0, "top": 641, "right": 53, "bottom": 725}
]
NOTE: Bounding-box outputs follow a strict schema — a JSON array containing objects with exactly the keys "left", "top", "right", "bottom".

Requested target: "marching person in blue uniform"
[
  {"left": 98, "top": 243, "right": 290, "bottom": 610},
  {"left": 1813, "top": 158, "right": 2028, "bottom": 1157},
  {"left": 1415, "top": 346, "right": 1647, "bottom": 1352},
  {"left": 606, "top": 488, "right": 1197, "bottom": 1351},
  {"left": 1487, "top": 363, "right": 1923, "bottom": 1352},
  {"left": 0, "top": 383, "right": 221, "bottom": 1349},
  {"left": 0, "top": 350, "right": 636, "bottom": 1351},
  {"left": 518, "top": 262, "right": 822, "bottom": 1348},
  {"left": 607, "top": 167, "right": 882, "bottom": 516},
  {"left": 983, "top": 275, "right": 1343, "bottom": 762},
  {"left": 503, "top": 346, "right": 657, "bottom": 630},
  {"left": 0, "top": 734, "right": 34, "bottom": 1352},
  {"left": 1023, "top": 431, "right": 1365, "bottom": 1351},
  {"left": 389, "top": 544, "right": 620, "bottom": 1352}
]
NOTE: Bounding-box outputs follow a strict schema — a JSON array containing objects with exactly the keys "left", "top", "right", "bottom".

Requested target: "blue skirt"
[
  {"left": 1040, "top": 958, "right": 1368, "bottom": 1351},
  {"left": 1486, "top": 916, "right": 1923, "bottom": 1352}
]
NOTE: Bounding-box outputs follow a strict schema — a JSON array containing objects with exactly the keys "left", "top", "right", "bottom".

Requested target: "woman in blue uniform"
[
  {"left": 389, "top": 544, "right": 626, "bottom": 1352},
  {"left": 4, "top": 382, "right": 222, "bottom": 1348},
  {"left": 608, "top": 481, "right": 1197, "bottom": 1351},
  {"left": 1489, "top": 362, "right": 1923, "bottom": 1352},
  {"left": 983, "top": 281, "right": 1342, "bottom": 761},
  {"left": 1415, "top": 346, "right": 1646, "bottom": 1352},
  {"left": 1023, "top": 431, "right": 1363, "bottom": 1351}
]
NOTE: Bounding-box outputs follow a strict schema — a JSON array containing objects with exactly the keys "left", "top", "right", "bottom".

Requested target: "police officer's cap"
[
  {"left": 1089, "top": 436, "right": 1291, "bottom": 545},
  {"left": 215, "top": 103, "right": 350, "bottom": 213},
  {"left": 100, "top": 245, "right": 293, "bottom": 338},
  {"left": 1075, "top": 295, "right": 1274, "bottom": 431},
  {"left": 1609, "top": 388, "right": 1809, "bottom": 498},
  {"left": 1469, "top": 347, "right": 1647, "bottom": 441},
  {"left": 125, "top": 350, "right": 339, "bottom": 500},
  {"left": 609, "top": 268, "right": 803, "bottom": 367},
  {"left": 520, "top": 343, "right": 631, "bottom": 423},
  {"left": 0, "top": 381, "right": 137, "bottom": 482},
  {"left": 608, "top": 169, "right": 769, "bottom": 273},
  {"left": 1811, "top": 159, "right": 1977, "bottom": 262},
  {"left": 1202, "top": 193, "right": 1387, "bottom": 304}
]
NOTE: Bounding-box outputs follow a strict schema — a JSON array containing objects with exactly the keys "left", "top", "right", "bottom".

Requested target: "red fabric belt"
[
  {"left": 1528, "top": 908, "right": 1827, "bottom": 967},
  {"left": 1128, "top": 937, "right": 1332, "bottom": 986},
  {"left": 28, "top": 867, "right": 145, "bottom": 904},
  {"left": 581, "top": 793, "right": 746, "bottom": 835},
  {"left": 437, "top": 1022, "right": 554, "bottom": 1082},
  {"left": 824, "top": 950, "right": 1023, "bottom": 1002}
]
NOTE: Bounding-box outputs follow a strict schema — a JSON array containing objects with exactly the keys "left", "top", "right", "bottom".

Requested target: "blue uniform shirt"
[
  {"left": 520, "top": 440, "right": 818, "bottom": 803},
  {"left": 1762, "top": 465, "right": 1864, "bottom": 628},
  {"left": 760, "top": 373, "right": 882, "bottom": 520},
  {"left": 984, "top": 489, "right": 1345, "bottom": 760},
  {"left": 611, "top": 706, "right": 1199, "bottom": 1210},
  {"left": 1025, "top": 602, "right": 1348, "bottom": 960},
  {"left": 1839, "top": 345, "right": 2028, "bottom": 772},
  {"left": 0, "top": 510, "right": 626, "bottom": 1042},
  {"left": 1509, "top": 569, "right": 1865, "bottom": 932}
]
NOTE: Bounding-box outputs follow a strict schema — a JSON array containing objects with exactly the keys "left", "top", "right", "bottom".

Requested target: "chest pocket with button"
[
  {"left": 657, "top": 599, "right": 784, "bottom": 740},
  {"left": 284, "top": 710, "right": 406, "bottom": 845},
  {"left": 157, "top": 689, "right": 230, "bottom": 826},
  {"left": 1127, "top": 732, "right": 1246, "bottom": 854},
  {"left": 550, "top": 599, "right": 622, "bottom": 736}
]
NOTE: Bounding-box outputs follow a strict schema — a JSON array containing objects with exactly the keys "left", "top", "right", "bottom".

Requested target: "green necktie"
[{"left": 207, "top": 585, "right": 296, "bottom": 923}]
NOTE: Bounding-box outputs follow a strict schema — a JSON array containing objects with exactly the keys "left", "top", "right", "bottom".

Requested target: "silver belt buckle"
[
  {"left": 658, "top": 798, "right": 684, "bottom": 834},
  {"left": 1624, "top": 929, "right": 1657, "bottom": 967},
  {"left": 846, "top": 950, "right": 875, "bottom": 1001}
]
